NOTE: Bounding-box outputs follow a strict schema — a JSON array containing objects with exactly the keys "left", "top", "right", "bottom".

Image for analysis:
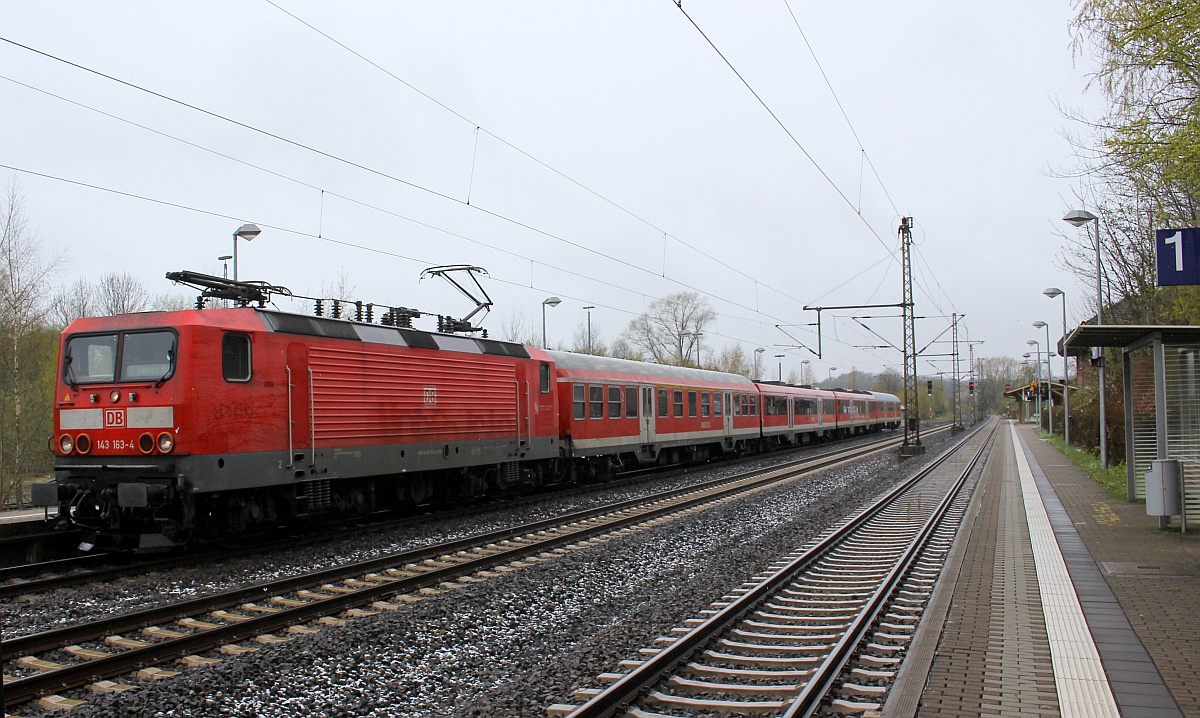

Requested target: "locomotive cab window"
[
  {"left": 63, "top": 333, "right": 118, "bottom": 384},
  {"left": 64, "top": 330, "right": 178, "bottom": 385},
  {"left": 221, "top": 333, "right": 252, "bottom": 382},
  {"left": 539, "top": 363, "right": 551, "bottom": 393},
  {"left": 122, "top": 331, "right": 176, "bottom": 381}
]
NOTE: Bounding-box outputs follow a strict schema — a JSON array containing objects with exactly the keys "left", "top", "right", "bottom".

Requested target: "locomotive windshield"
[{"left": 64, "top": 330, "right": 176, "bottom": 384}]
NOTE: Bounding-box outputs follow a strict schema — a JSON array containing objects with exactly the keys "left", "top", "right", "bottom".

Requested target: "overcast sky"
[{"left": 0, "top": 1, "right": 1105, "bottom": 381}]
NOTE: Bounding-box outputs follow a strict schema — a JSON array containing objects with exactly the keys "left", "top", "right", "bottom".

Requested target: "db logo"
[
  {"left": 422, "top": 387, "right": 437, "bottom": 405},
  {"left": 104, "top": 409, "right": 126, "bottom": 428}
]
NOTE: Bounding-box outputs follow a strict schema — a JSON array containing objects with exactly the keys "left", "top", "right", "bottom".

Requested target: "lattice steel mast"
[
  {"left": 951, "top": 311, "right": 962, "bottom": 432},
  {"left": 899, "top": 217, "right": 924, "bottom": 456}
]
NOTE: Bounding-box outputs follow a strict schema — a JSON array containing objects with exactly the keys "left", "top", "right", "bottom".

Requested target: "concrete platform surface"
[{"left": 886, "top": 421, "right": 1199, "bottom": 718}]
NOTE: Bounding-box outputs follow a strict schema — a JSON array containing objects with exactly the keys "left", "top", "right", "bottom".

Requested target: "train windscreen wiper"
[{"left": 63, "top": 355, "right": 78, "bottom": 392}]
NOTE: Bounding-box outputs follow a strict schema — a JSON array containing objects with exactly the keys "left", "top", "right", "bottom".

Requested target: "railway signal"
[{"left": 927, "top": 380, "right": 933, "bottom": 396}]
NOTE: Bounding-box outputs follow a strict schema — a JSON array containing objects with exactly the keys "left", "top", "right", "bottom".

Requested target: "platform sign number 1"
[{"left": 1155, "top": 227, "right": 1200, "bottom": 286}]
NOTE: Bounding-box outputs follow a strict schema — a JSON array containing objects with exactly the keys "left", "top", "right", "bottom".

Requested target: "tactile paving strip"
[{"left": 1011, "top": 423, "right": 1120, "bottom": 718}]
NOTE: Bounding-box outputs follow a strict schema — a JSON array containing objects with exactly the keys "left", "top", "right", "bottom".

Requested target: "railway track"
[
  {"left": 0, "top": 428, "right": 944, "bottom": 600},
  {"left": 550, "top": 418, "right": 996, "bottom": 718},
  {"left": 2, "top": 425, "right": 950, "bottom": 710}
]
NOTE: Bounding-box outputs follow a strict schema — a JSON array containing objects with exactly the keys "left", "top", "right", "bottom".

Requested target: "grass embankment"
[{"left": 1039, "top": 430, "right": 1129, "bottom": 500}]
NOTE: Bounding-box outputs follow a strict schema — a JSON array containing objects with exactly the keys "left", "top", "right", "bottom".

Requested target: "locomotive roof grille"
[{"left": 257, "top": 310, "right": 529, "bottom": 358}]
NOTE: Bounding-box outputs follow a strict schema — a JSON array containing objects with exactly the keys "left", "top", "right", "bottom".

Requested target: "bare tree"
[
  {"left": 0, "top": 181, "right": 61, "bottom": 506},
  {"left": 570, "top": 320, "right": 607, "bottom": 356},
  {"left": 96, "top": 272, "right": 149, "bottom": 315},
  {"left": 152, "top": 292, "right": 193, "bottom": 312},
  {"left": 499, "top": 310, "right": 540, "bottom": 347},
  {"left": 609, "top": 336, "right": 644, "bottom": 361},
  {"left": 711, "top": 343, "right": 751, "bottom": 377},
  {"left": 619, "top": 292, "right": 715, "bottom": 365},
  {"left": 50, "top": 277, "right": 96, "bottom": 327},
  {"left": 322, "top": 267, "right": 356, "bottom": 302}
]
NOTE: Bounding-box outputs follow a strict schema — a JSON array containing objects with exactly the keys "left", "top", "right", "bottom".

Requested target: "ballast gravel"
[
  {"left": 4, "top": 432, "right": 888, "bottom": 639},
  {"left": 17, "top": 429, "right": 961, "bottom": 717}
]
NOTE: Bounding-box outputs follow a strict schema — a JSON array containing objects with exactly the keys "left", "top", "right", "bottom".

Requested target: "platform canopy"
[{"left": 1062, "top": 324, "right": 1200, "bottom": 356}]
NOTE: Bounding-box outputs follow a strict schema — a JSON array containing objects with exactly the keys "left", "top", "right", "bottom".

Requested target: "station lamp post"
[
  {"left": 1033, "top": 321, "right": 1053, "bottom": 435},
  {"left": 754, "top": 347, "right": 766, "bottom": 380},
  {"left": 218, "top": 255, "right": 233, "bottom": 308},
  {"left": 232, "top": 223, "right": 261, "bottom": 282},
  {"left": 801, "top": 359, "right": 811, "bottom": 385},
  {"left": 828, "top": 366, "right": 837, "bottom": 388},
  {"left": 1044, "top": 288, "right": 1070, "bottom": 446},
  {"left": 582, "top": 306, "right": 595, "bottom": 354},
  {"left": 1063, "top": 209, "right": 1107, "bottom": 469},
  {"left": 775, "top": 354, "right": 785, "bottom": 382},
  {"left": 541, "top": 296, "right": 561, "bottom": 349},
  {"left": 1027, "top": 339, "right": 1043, "bottom": 429}
]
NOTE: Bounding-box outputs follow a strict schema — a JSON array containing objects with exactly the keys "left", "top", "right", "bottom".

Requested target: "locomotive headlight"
[
  {"left": 59, "top": 434, "right": 74, "bottom": 454},
  {"left": 109, "top": 390, "right": 120, "bottom": 403},
  {"left": 157, "top": 432, "right": 175, "bottom": 453},
  {"left": 75, "top": 434, "right": 92, "bottom": 455}
]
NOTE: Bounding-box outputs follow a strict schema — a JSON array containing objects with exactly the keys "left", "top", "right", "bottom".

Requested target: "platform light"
[
  {"left": 232, "top": 223, "right": 261, "bottom": 282},
  {"left": 541, "top": 297, "right": 561, "bottom": 349}
]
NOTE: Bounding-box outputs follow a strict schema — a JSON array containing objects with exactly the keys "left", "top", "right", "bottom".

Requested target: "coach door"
[
  {"left": 723, "top": 391, "right": 733, "bottom": 438},
  {"left": 640, "top": 385, "right": 655, "bottom": 444},
  {"left": 286, "top": 344, "right": 314, "bottom": 470}
]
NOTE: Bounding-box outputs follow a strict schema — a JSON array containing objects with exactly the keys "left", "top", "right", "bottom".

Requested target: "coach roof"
[{"left": 546, "top": 350, "right": 756, "bottom": 386}]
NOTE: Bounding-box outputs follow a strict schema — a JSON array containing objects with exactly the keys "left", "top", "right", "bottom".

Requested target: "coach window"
[
  {"left": 625, "top": 386, "right": 638, "bottom": 418},
  {"left": 701, "top": 392, "right": 710, "bottom": 417},
  {"left": 573, "top": 384, "right": 586, "bottom": 420},
  {"left": 673, "top": 389, "right": 684, "bottom": 418},
  {"left": 741, "top": 394, "right": 749, "bottom": 416},
  {"left": 608, "top": 386, "right": 622, "bottom": 419},
  {"left": 589, "top": 385, "right": 604, "bottom": 419},
  {"left": 540, "top": 363, "right": 551, "bottom": 393},
  {"left": 733, "top": 395, "right": 740, "bottom": 416},
  {"left": 221, "top": 332, "right": 251, "bottom": 382},
  {"left": 684, "top": 390, "right": 695, "bottom": 417},
  {"left": 823, "top": 399, "right": 835, "bottom": 416},
  {"left": 657, "top": 388, "right": 669, "bottom": 418},
  {"left": 750, "top": 395, "right": 758, "bottom": 416},
  {"left": 714, "top": 393, "right": 723, "bottom": 416}
]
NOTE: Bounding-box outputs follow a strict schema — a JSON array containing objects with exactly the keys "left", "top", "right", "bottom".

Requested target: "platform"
[
  {"left": 886, "top": 421, "right": 1199, "bottom": 718},
  {"left": 0, "top": 507, "right": 55, "bottom": 526}
]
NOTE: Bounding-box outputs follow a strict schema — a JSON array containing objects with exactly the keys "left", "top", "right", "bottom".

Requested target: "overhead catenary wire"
[
  {"left": 670, "top": 2, "right": 957, "bottom": 319},
  {"left": 3, "top": 160, "right": 897, "bottom": 365},
  {"left": 0, "top": 66, "right": 900, "bottom": 365},
  {"left": 0, "top": 35, "right": 839, "bottom": 338},
  {"left": 261, "top": 0, "right": 814, "bottom": 313},
  {"left": 779, "top": 0, "right": 901, "bottom": 218},
  {"left": 0, "top": 29, "right": 909, "bottom": 369}
]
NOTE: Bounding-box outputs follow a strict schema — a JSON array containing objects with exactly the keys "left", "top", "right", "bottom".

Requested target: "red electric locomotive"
[{"left": 35, "top": 306, "right": 561, "bottom": 549}]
